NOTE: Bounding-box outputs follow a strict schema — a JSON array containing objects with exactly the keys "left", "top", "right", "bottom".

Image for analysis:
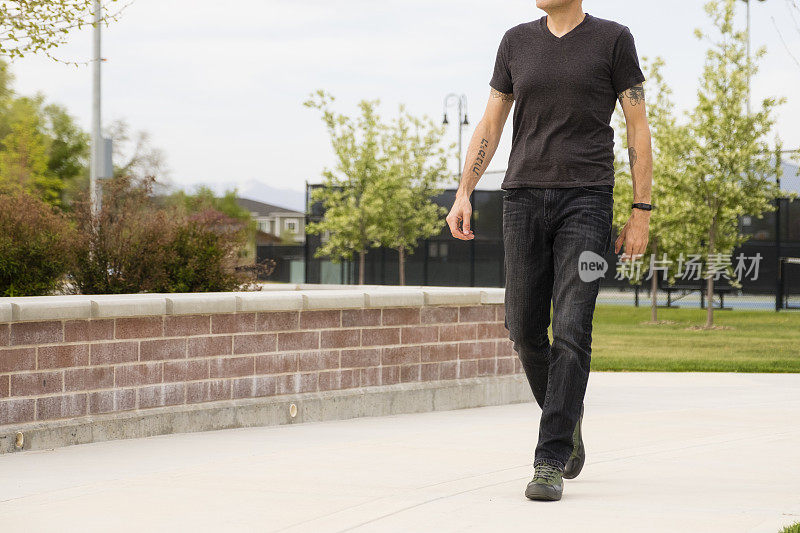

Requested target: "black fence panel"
[
  {"left": 257, "top": 244, "right": 305, "bottom": 283},
  {"left": 297, "top": 185, "right": 800, "bottom": 309}
]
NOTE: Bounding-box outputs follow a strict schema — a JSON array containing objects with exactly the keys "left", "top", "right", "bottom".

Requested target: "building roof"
[{"left": 236, "top": 197, "right": 303, "bottom": 217}]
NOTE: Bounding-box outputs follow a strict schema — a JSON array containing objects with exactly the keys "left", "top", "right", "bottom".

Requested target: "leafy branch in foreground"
[{"left": 0, "top": 0, "right": 131, "bottom": 65}]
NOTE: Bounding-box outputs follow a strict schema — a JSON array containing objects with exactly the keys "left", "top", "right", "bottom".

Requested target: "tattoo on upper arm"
[
  {"left": 618, "top": 84, "right": 645, "bottom": 106},
  {"left": 490, "top": 87, "right": 514, "bottom": 102},
  {"left": 471, "top": 138, "right": 490, "bottom": 178}
]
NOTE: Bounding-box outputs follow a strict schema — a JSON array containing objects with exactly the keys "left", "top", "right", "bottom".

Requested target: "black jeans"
[{"left": 502, "top": 185, "right": 614, "bottom": 470}]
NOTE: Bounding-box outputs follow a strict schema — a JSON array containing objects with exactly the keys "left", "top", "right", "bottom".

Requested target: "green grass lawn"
[{"left": 589, "top": 305, "right": 800, "bottom": 373}]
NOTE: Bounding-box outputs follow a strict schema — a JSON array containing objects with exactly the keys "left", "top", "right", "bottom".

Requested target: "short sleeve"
[
  {"left": 611, "top": 27, "right": 645, "bottom": 95},
  {"left": 489, "top": 32, "right": 513, "bottom": 94}
]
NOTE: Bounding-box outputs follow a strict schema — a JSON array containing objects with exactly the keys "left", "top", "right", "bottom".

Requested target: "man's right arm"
[{"left": 446, "top": 87, "right": 514, "bottom": 240}]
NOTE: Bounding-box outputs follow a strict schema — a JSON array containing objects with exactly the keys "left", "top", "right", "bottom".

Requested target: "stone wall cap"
[
  {"left": 0, "top": 286, "right": 505, "bottom": 322},
  {"left": 300, "top": 290, "right": 366, "bottom": 310},
  {"left": 0, "top": 301, "right": 11, "bottom": 323},
  {"left": 423, "top": 288, "right": 482, "bottom": 306},
  {"left": 363, "top": 289, "right": 425, "bottom": 308},
  {"left": 236, "top": 292, "right": 304, "bottom": 312},
  {"left": 11, "top": 298, "right": 92, "bottom": 321},
  {"left": 165, "top": 294, "right": 237, "bottom": 315},
  {"left": 480, "top": 288, "right": 506, "bottom": 305},
  {"left": 91, "top": 297, "right": 167, "bottom": 318}
]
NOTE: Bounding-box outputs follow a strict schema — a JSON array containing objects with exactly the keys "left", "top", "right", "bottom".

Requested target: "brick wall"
[{"left": 0, "top": 301, "right": 518, "bottom": 426}]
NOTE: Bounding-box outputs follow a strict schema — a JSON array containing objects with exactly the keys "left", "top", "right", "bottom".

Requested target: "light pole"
[
  {"left": 90, "top": 0, "right": 102, "bottom": 218},
  {"left": 741, "top": 0, "right": 767, "bottom": 116},
  {"left": 442, "top": 93, "right": 469, "bottom": 178}
]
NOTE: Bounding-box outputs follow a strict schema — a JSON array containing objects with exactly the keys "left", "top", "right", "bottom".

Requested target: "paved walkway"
[{"left": 1, "top": 372, "right": 799, "bottom": 533}]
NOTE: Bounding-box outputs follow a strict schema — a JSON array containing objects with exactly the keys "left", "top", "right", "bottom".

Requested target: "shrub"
[
  {"left": 70, "top": 176, "right": 254, "bottom": 294},
  {"left": 160, "top": 208, "right": 250, "bottom": 292},
  {"left": 71, "top": 176, "right": 175, "bottom": 294},
  {"left": 0, "top": 188, "right": 77, "bottom": 296}
]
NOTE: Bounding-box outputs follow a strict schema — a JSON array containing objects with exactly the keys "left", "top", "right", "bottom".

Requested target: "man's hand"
[
  {"left": 444, "top": 87, "right": 512, "bottom": 240},
  {"left": 446, "top": 194, "right": 474, "bottom": 240},
  {"left": 615, "top": 209, "right": 650, "bottom": 262}
]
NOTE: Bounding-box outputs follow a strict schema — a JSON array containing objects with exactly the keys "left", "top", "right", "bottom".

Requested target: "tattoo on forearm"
[
  {"left": 628, "top": 146, "right": 638, "bottom": 168},
  {"left": 471, "top": 138, "right": 489, "bottom": 178},
  {"left": 618, "top": 84, "right": 645, "bottom": 106},
  {"left": 490, "top": 88, "right": 514, "bottom": 102}
]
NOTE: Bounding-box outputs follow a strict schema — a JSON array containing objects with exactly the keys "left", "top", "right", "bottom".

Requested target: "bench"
[{"left": 656, "top": 277, "right": 735, "bottom": 310}]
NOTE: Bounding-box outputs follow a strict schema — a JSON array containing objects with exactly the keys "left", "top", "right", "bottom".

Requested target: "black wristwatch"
[{"left": 631, "top": 202, "right": 653, "bottom": 211}]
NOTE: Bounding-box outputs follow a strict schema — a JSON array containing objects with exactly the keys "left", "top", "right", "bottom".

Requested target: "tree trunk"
[
  {"left": 705, "top": 223, "right": 716, "bottom": 328},
  {"left": 358, "top": 251, "right": 365, "bottom": 285},
  {"left": 705, "top": 274, "right": 714, "bottom": 327},
  {"left": 398, "top": 247, "right": 405, "bottom": 286},
  {"left": 650, "top": 240, "right": 658, "bottom": 322}
]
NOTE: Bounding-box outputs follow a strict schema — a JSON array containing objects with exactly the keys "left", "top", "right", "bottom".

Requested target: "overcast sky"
[{"left": 9, "top": 0, "right": 800, "bottom": 208}]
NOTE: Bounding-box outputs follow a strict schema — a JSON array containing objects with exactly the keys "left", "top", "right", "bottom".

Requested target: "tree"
[
  {"left": 380, "top": 104, "right": 449, "bottom": 285},
  {"left": 105, "top": 118, "right": 170, "bottom": 186},
  {"left": 0, "top": 60, "right": 89, "bottom": 207},
  {"left": 0, "top": 96, "right": 60, "bottom": 204},
  {"left": 612, "top": 57, "right": 694, "bottom": 321},
  {"left": 167, "top": 185, "right": 252, "bottom": 224},
  {"left": 0, "top": 0, "right": 123, "bottom": 64},
  {"left": 683, "top": 0, "right": 785, "bottom": 327},
  {"left": 0, "top": 60, "right": 13, "bottom": 101},
  {"left": 42, "top": 103, "right": 90, "bottom": 206},
  {"left": 304, "top": 90, "right": 385, "bottom": 285}
]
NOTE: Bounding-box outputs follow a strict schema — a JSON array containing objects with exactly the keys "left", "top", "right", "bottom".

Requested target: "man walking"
[{"left": 446, "top": 0, "right": 652, "bottom": 501}]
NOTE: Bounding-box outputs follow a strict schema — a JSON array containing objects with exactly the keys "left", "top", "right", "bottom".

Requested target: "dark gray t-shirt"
[{"left": 489, "top": 13, "right": 645, "bottom": 188}]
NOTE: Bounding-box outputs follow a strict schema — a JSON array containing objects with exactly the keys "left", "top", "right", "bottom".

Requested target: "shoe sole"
[{"left": 525, "top": 483, "right": 563, "bottom": 501}]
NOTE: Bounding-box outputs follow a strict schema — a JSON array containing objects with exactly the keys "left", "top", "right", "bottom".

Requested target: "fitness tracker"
[{"left": 631, "top": 202, "right": 653, "bottom": 211}]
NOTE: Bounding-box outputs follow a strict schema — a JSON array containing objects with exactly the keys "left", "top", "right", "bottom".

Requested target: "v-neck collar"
[{"left": 540, "top": 12, "right": 591, "bottom": 42}]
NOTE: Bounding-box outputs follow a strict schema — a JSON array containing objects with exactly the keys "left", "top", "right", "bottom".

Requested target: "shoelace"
[{"left": 533, "top": 463, "right": 562, "bottom": 483}]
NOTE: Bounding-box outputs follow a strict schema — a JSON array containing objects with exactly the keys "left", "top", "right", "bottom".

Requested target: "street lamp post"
[
  {"left": 741, "top": 0, "right": 767, "bottom": 116},
  {"left": 90, "top": 0, "right": 102, "bottom": 218},
  {"left": 442, "top": 93, "right": 469, "bottom": 178}
]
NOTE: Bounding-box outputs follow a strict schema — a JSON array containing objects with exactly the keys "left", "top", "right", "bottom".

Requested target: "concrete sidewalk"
[{"left": 1, "top": 372, "right": 799, "bottom": 533}]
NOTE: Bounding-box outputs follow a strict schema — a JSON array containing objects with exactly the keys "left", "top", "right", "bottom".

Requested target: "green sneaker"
[
  {"left": 525, "top": 462, "right": 564, "bottom": 501},
  {"left": 563, "top": 403, "right": 585, "bottom": 479}
]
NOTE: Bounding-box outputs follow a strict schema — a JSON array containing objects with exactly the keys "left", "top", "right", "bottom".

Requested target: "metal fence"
[{"left": 258, "top": 186, "right": 800, "bottom": 311}]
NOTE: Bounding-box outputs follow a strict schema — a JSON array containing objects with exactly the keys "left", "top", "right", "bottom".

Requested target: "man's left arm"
[{"left": 614, "top": 83, "right": 652, "bottom": 262}]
